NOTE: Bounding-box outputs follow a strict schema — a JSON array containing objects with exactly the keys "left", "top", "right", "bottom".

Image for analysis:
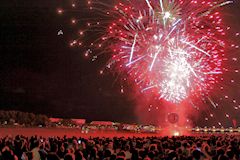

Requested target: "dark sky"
[
  {"left": 0, "top": 0, "right": 136, "bottom": 123},
  {"left": 0, "top": 0, "right": 239, "bottom": 125}
]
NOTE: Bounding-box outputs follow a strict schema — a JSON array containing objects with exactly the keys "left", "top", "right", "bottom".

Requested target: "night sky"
[
  {"left": 0, "top": 1, "right": 239, "bottom": 125},
  {"left": 0, "top": 0, "right": 136, "bottom": 123}
]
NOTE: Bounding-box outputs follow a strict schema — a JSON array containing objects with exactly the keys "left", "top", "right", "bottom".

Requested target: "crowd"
[{"left": 0, "top": 135, "right": 239, "bottom": 160}]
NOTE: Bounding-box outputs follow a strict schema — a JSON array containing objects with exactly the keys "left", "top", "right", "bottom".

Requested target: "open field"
[
  {"left": 0, "top": 128, "right": 160, "bottom": 138},
  {"left": 1, "top": 128, "right": 240, "bottom": 138}
]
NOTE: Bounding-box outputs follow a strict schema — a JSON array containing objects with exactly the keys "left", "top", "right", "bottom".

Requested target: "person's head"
[
  {"left": 33, "top": 140, "right": 40, "bottom": 148},
  {"left": 178, "top": 148, "right": 183, "bottom": 154},
  {"left": 97, "top": 150, "right": 104, "bottom": 159},
  {"left": 64, "top": 153, "right": 75, "bottom": 160},
  {"left": 60, "top": 143, "right": 65, "bottom": 152},
  {"left": 139, "top": 150, "right": 146, "bottom": 159},
  {"left": 148, "top": 151, "right": 155, "bottom": 159},
  {"left": 196, "top": 142, "right": 202, "bottom": 149},
  {"left": 183, "top": 142, "right": 188, "bottom": 148},
  {"left": 90, "top": 147, "right": 97, "bottom": 158},
  {"left": 211, "top": 149, "right": 217, "bottom": 157},
  {"left": 110, "top": 154, "right": 117, "bottom": 160},
  {"left": 204, "top": 145, "right": 209, "bottom": 153},
  {"left": 26, "top": 152, "right": 33, "bottom": 160},
  {"left": 217, "top": 148, "right": 225, "bottom": 156},
  {"left": 51, "top": 143, "right": 58, "bottom": 153},
  {"left": 125, "top": 145, "right": 130, "bottom": 151},
  {"left": 2, "top": 150, "right": 15, "bottom": 160},
  {"left": 217, "top": 142, "right": 222, "bottom": 147},
  {"left": 168, "top": 151, "right": 177, "bottom": 160},
  {"left": 218, "top": 155, "right": 229, "bottom": 160},
  {"left": 75, "top": 150, "right": 84, "bottom": 160},
  {"left": 131, "top": 149, "right": 139, "bottom": 160},
  {"left": 150, "top": 145, "right": 156, "bottom": 151},
  {"left": 226, "top": 150, "right": 234, "bottom": 159},
  {"left": 117, "top": 151, "right": 126, "bottom": 158},
  {"left": 192, "top": 150, "right": 201, "bottom": 160},
  {"left": 104, "top": 149, "right": 112, "bottom": 158}
]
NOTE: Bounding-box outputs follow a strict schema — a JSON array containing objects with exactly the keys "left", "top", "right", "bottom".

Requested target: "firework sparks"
[
  {"left": 58, "top": 0, "right": 240, "bottom": 126},
  {"left": 65, "top": 0, "right": 235, "bottom": 103},
  {"left": 95, "top": 0, "right": 232, "bottom": 103}
]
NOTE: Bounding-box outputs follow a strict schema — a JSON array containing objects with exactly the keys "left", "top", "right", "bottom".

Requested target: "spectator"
[
  {"left": 64, "top": 153, "right": 75, "bottom": 160},
  {"left": 31, "top": 140, "right": 41, "bottom": 160},
  {"left": 47, "top": 143, "right": 60, "bottom": 160},
  {"left": 0, "top": 135, "right": 240, "bottom": 160}
]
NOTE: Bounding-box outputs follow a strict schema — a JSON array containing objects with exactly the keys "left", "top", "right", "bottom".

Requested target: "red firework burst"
[
  {"left": 58, "top": 0, "right": 240, "bottom": 127},
  {"left": 86, "top": 0, "right": 231, "bottom": 103}
]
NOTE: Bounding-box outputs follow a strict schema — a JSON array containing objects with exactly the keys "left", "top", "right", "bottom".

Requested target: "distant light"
[
  {"left": 71, "top": 19, "right": 76, "bottom": 24},
  {"left": 57, "top": 9, "right": 63, "bottom": 15},
  {"left": 173, "top": 131, "right": 180, "bottom": 136},
  {"left": 79, "top": 31, "right": 84, "bottom": 35},
  {"left": 84, "top": 53, "right": 89, "bottom": 57},
  {"left": 121, "top": 88, "right": 124, "bottom": 93}
]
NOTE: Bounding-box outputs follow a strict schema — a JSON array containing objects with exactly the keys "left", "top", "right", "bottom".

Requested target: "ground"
[
  {"left": 0, "top": 128, "right": 160, "bottom": 138},
  {"left": 1, "top": 128, "right": 238, "bottom": 137}
]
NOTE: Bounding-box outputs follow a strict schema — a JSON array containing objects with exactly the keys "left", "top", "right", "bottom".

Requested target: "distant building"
[
  {"left": 71, "top": 119, "right": 86, "bottom": 125},
  {"left": 49, "top": 118, "right": 62, "bottom": 123},
  {"left": 90, "top": 121, "right": 114, "bottom": 126}
]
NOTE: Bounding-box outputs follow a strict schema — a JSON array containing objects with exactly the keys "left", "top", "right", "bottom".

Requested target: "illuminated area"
[
  {"left": 101, "top": 0, "right": 228, "bottom": 103},
  {"left": 59, "top": 0, "right": 240, "bottom": 126},
  {"left": 160, "top": 48, "right": 192, "bottom": 103},
  {"left": 173, "top": 131, "right": 180, "bottom": 136}
]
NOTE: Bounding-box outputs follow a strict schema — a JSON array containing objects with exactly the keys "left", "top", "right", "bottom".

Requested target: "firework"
[
  {"left": 83, "top": 0, "right": 232, "bottom": 103},
  {"left": 58, "top": 0, "right": 240, "bottom": 126}
]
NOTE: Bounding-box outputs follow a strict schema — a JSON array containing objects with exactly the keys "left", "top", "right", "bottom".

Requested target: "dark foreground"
[
  {"left": 0, "top": 128, "right": 240, "bottom": 160},
  {"left": 1, "top": 128, "right": 240, "bottom": 160}
]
